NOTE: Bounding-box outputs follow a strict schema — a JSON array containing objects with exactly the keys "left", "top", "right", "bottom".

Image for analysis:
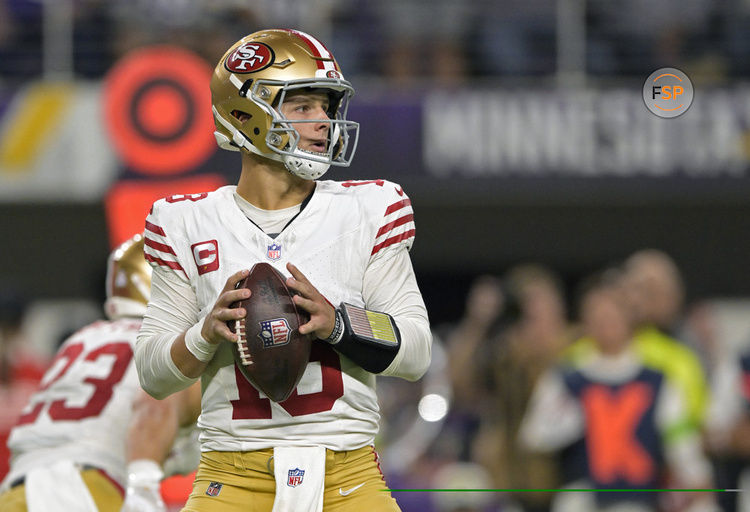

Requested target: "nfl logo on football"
[
  {"left": 287, "top": 468, "right": 305, "bottom": 487},
  {"left": 258, "top": 318, "right": 291, "bottom": 347},
  {"left": 267, "top": 242, "right": 282, "bottom": 261}
]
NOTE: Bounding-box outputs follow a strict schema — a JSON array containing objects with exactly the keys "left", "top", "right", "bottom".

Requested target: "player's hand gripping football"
[
  {"left": 285, "top": 263, "right": 336, "bottom": 340},
  {"left": 200, "top": 269, "right": 251, "bottom": 344}
]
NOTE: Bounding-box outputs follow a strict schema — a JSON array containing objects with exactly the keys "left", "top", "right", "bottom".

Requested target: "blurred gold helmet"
[
  {"left": 210, "top": 28, "right": 360, "bottom": 180},
  {"left": 104, "top": 234, "right": 152, "bottom": 320}
]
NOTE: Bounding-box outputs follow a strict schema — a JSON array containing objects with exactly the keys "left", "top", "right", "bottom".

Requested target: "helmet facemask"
[
  {"left": 215, "top": 77, "right": 359, "bottom": 180},
  {"left": 269, "top": 81, "right": 359, "bottom": 179}
]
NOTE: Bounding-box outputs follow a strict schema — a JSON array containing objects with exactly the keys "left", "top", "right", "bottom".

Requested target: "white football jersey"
[
  {"left": 142, "top": 180, "right": 416, "bottom": 452},
  {"left": 3, "top": 318, "right": 143, "bottom": 489}
]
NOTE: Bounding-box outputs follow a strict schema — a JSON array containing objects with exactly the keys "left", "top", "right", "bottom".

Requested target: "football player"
[
  {"left": 0, "top": 235, "right": 200, "bottom": 512},
  {"left": 135, "top": 29, "right": 432, "bottom": 512}
]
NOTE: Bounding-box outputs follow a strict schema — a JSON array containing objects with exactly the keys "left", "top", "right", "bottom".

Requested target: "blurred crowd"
[
  {"left": 379, "top": 249, "right": 750, "bottom": 512},
  {"left": 0, "top": 0, "right": 748, "bottom": 87}
]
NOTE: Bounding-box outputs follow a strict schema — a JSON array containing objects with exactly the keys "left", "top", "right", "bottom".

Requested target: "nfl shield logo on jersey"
[
  {"left": 287, "top": 468, "right": 305, "bottom": 487},
  {"left": 258, "top": 318, "right": 291, "bottom": 347},
  {"left": 267, "top": 241, "right": 282, "bottom": 261},
  {"left": 206, "top": 482, "right": 223, "bottom": 496}
]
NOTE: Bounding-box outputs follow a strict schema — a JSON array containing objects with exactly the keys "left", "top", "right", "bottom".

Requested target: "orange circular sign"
[{"left": 103, "top": 46, "right": 216, "bottom": 175}]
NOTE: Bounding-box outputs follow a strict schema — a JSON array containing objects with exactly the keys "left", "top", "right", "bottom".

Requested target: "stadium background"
[{"left": 2, "top": 1, "right": 750, "bottom": 511}]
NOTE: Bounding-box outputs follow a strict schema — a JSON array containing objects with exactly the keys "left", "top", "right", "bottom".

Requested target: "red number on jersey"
[
  {"left": 165, "top": 193, "right": 208, "bottom": 203},
  {"left": 231, "top": 344, "right": 344, "bottom": 420},
  {"left": 16, "top": 342, "right": 133, "bottom": 425}
]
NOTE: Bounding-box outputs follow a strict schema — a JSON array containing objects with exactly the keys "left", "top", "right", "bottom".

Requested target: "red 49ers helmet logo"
[{"left": 225, "top": 42, "right": 275, "bottom": 73}]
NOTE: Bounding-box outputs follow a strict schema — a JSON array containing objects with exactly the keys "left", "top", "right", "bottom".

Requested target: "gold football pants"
[
  {"left": 182, "top": 446, "right": 401, "bottom": 511},
  {"left": 0, "top": 467, "right": 124, "bottom": 512}
]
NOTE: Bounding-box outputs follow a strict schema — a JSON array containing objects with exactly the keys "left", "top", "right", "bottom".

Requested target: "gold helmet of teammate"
[
  {"left": 104, "top": 234, "right": 152, "bottom": 320},
  {"left": 210, "top": 28, "right": 359, "bottom": 180}
]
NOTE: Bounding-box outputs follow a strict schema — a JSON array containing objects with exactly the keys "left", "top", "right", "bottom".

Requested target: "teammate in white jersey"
[
  {"left": 135, "top": 29, "right": 432, "bottom": 512},
  {"left": 0, "top": 235, "right": 200, "bottom": 512}
]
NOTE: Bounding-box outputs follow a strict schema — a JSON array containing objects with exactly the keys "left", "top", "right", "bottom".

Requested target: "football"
[{"left": 229, "top": 262, "right": 312, "bottom": 403}]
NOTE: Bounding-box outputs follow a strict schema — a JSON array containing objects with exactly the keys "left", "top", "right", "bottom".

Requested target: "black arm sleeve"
[{"left": 326, "top": 303, "right": 401, "bottom": 373}]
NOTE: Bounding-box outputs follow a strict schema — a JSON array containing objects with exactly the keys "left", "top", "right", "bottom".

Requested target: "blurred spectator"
[
  {"left": 373, "top": 0, "right": 472, "bottom": 86},
  {"left": 0, "top": 286, "right": 48, "bottom": 481},
  {"left": 474, "top": 264, "right": 574, "bottom": 512},
  {"left": 446, "top": 275, "right": 505, "bottom": 407},
  {"left": 622, "top": 249, "right": 685, "bottom": 335},
  {"left": 520, "top": 271, "right": 717, "bottom": 512},
  {"left": 679, "top": 300, "right": 723, "bottom": 380},
  {"left": 705, "top": 346, "right": 750, "bottom": 512},
  {"left": 620, "top": 249, "right": 710, "bottom": 430},
  {"left": 441, "top": 275, "right": 505, "bottom": 464}
]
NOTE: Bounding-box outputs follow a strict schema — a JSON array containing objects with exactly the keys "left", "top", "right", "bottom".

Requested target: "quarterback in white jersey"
[
  {"left": 0, "top": 235, "right": 200, "bottom": 512},
  {"left": 135, "top": 29, "right": 431, "bottom": 512}
]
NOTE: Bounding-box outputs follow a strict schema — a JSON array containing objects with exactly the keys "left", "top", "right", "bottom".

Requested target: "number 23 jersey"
[
  {"left": 142, "top": 180, "right": 417, "bottom": 452},
  {"left": 4, "top": 319, "right": 142, "bottom": 489}
]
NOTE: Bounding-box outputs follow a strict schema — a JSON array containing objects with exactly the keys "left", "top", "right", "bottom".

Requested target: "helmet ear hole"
[{"left": 231, "top": 110, "right": 252, "bottom": 122}]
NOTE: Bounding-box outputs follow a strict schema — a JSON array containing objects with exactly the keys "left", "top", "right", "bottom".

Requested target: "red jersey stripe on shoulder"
[
  {"left": 144, "top": 253, "right": 185, "bottom": 274},
  {"left": 371, "top": 229, "right": 416, "bottom": 256},
  {"left": 376, "top": 213, "right": 414, "bottom": 238},
  {"left": 384, "top": 199, "right": 411, "bottom": 216},
  {"left": 144, "top": 236, "right": 176, "bottom": 255},
  {"left": 145, "top": 220, "right": 165, "bottom": 236}
]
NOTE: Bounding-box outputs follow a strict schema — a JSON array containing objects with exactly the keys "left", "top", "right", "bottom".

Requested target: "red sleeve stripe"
[
  {"left": 376, "top": 214, "right": 414, "bottom": 238},
  {"left": 145, "top": 220, "right": 166, "bottom": 236},
  {"left": 371, "top": 229, "right": 416, "bottom": 256},
  {"left": 384, "top": 199, "right": 411, "bottom": 216},
  {"left": 144, "top": 253, "right": 185, "bottom": 273},
  {"left": 144, "top": 236, "right": 176, "bottom": 255}
]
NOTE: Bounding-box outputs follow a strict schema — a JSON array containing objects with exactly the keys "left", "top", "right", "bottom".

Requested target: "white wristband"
[
  {"left": 184, "top": 322, "right": 219, "bottom": 363},
  {"left": 127, "top": 459, "right": 164, "bottom": 487}
]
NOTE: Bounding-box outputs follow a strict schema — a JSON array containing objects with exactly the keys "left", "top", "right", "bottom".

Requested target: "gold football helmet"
[
  {"left": 104, "top": 234, "right": 152, "bottom": 320},
  {"left": 210, "top": 29, "right": 359, "bottom": 180}
]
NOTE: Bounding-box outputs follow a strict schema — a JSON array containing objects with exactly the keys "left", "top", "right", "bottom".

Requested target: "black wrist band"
[{"left": 323, "top": 309, "right": 344, "bottom": 344}]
